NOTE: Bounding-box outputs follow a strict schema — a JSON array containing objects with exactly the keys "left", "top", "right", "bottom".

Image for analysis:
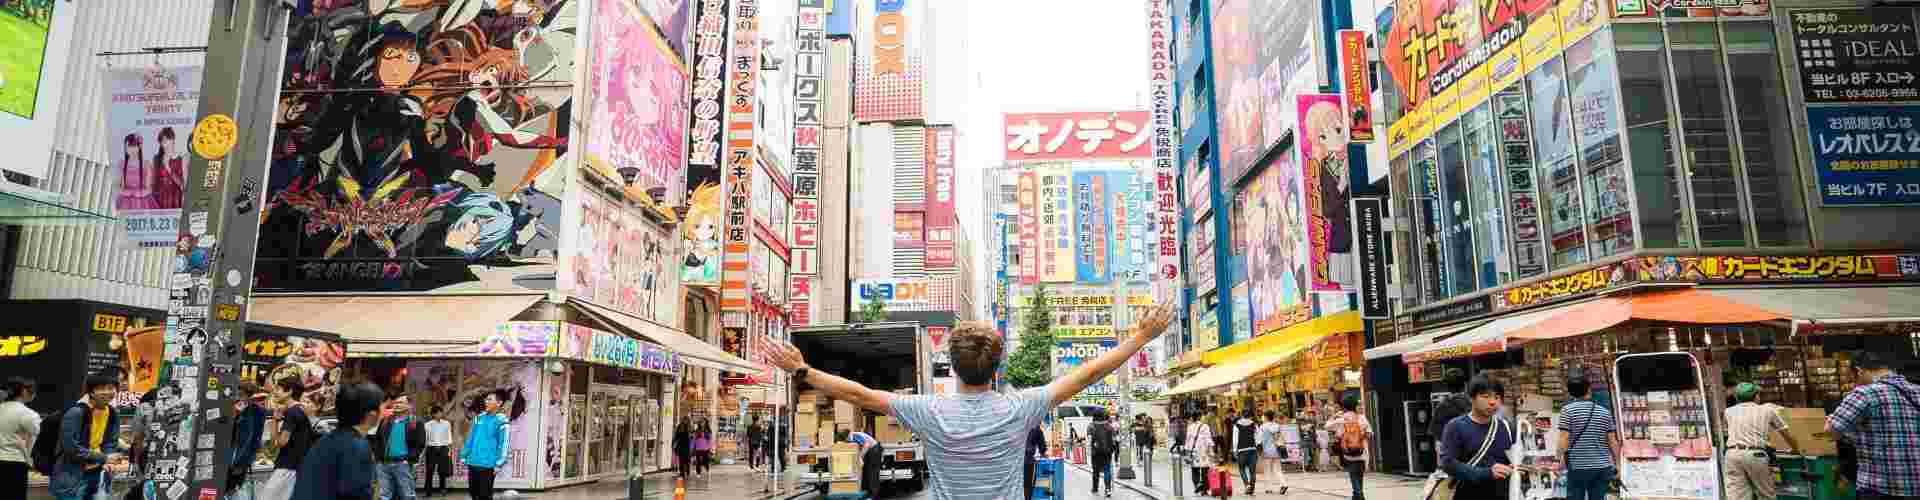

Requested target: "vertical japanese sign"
[
  {"left": 1149, "top": 0, "right": 1182, "bottom": 303},
  {"left": 1038, "top": 163, "right": 1075, "bottom": 283},
  {"left": 1353, "top": 197, "right": 1390, "bottom": 318},
  {"left": 106, "top": 65, "right": 202, "bottom": 247},
  {"left": 1338, "top": 30, "right": 1374, "bottom": 143},
  {"left": 926, "top": 126, "right": 958, "bottom": 271},
  {"left": 1018, "top": 171, "right": 1041, "bottom": 285},
  {"left": 687, "top": 0, "right": 733, "bottom": 171},
  {"left": 1074, "top": 170, "right": 1110, "bottom": 283},
  {"left": 1107, "top": 170, "right": 1142, "bottom": 283},
  {"left": 720, "top": 0, "right": 759, "bottom": 343},
  {"left": 1299, "top": 93, "right": 1353, "bottom": 292},
  {"left": 790, "top": 0, "right": 827, "bottom": 326}
]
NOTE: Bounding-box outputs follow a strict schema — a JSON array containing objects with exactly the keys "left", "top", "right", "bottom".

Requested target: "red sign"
[
  {"left": 925, "top": 126, "right": 957, "bottom": 270},
  {"left": 1017, "top": 172, "right": 1040, "bottom": 285},
  {"left": 894, "top": 211, "right": 925, "bottom": 249},
  {"left": 1003, "top": 111, "right": 1154, "bottom": 163},
  {"left": 1339, "top": 30, "right": 1375, "bottom": 143}
]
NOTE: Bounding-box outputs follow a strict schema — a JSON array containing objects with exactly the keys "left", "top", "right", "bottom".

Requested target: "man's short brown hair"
[{"left": 949, "top": 322, "right": 1004, "bottom": 386}]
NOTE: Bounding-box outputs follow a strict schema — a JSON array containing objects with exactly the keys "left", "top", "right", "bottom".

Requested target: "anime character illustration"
[
  {"left": 680, "top": 182, "right": 722, "bottom": 284},
  {"left": 589, "top": 0, "right": 688, "bottom": 200},
  {"left": 1304, "top": 98, "right": 1353, "bottom": 288},
  {"left": 262, "top": 0, "right": 573, "bottom": 292},
  {"left": 635, "top": 0, "right": 691, "bottom": 59},
  {"left": 1252, "top": 162, "right": 1304, "bottom": 333}
]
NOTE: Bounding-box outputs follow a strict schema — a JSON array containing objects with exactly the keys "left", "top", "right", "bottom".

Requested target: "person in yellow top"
[{"left": 52, "top": 373, "right": 123, "bottom": 500}]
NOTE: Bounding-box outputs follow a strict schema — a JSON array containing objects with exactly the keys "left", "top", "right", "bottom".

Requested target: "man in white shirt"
[{"left": 421, "top": 405, "right": 454, "bottom": 498}]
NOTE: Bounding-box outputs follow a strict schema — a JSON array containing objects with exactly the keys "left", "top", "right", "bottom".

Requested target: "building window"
[
  {"left": 1463, "top": 102, "right": 1510, "bottom": 288},
  {"left": 1668, "top": 20, "right": 1748, "bottom": 248},
  {"left": 1528, "top": 56, "right": 1591, "bottom": 268},
  {"left": 1617, "top": 22, "right": 1688, "bottom": 249},
  {"left": 1412, "top": 142, "right": 1445, "bottom": 304},
  {"left": 1566, "top": 29, "right": 1635, "bottom": 259},
  {"left": 1724, "top": 19, "right": 1810, "bottom": 247},
  {"left": 1436, "top": 123, "right": 1478, "bottom": 297}
]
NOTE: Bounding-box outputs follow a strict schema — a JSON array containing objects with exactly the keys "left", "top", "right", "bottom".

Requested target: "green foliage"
[
  {"left": 1005, "top": 285, "right": 1057, "bottom": 389},
  {"left": 859, "top": 293, "right": 888, "bottom": 323}
]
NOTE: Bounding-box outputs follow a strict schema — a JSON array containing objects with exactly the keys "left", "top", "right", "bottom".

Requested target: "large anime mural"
[{"left": 259, "top": 0, "right": 576, "bottom": 291}]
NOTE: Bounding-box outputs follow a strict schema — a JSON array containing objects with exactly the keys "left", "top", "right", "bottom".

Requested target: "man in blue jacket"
[
  {"left": 52, "top": 373, "right": 122, "bottom": 500},
  {"left": 1440, "top": 374, "right": 1516, "bottom": 500},
  {"left": 228, "top": 385, "right": 269, "bottom": 497}
]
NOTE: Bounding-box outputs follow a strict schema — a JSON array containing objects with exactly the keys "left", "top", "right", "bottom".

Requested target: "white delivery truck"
[{"left": 787, "top": 321, "right": 931, "bottom": 497}]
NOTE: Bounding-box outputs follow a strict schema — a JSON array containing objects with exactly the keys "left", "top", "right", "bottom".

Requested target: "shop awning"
[
  {"left": 1403, "top": 305, "right": 1571, "bottom": 363},
  {"left": 1364, "top": 320, "right": 1488, "bottom": 360},
  {"left": 570, "top": 298, "right": 758, "bottom": 373},
  {"left": 1507, "top": 288, "right": 1784, "bottom": 343},
  {"left": 247, "top": 294, "right": 544, "bottom": 357},
  {"left": 1706, "top": 286, "right": 1920, "bottom": 323},
  {"left": 1166, "top": 311, "right": 1362, "bottom": 396}
]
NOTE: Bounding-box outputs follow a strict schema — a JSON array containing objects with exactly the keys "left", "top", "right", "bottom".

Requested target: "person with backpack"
[
  {"left": 1439, "top": 374, "right": 1515, "bottom": 500},
  {"left": 1557, "top": 374, "right": 1621, "bottom": 500},
  {"left": 1826, "top": 350, "right": 1920, "bottom": 500},
  {"left": 1327, "top": 395, "right": 1373, "bottom": 500},
  {"left": 259, "top": 376, "right": 316, "bottom": 500},
  {"left": 1230, "top": 411, "right": 1259, "bottom": 494},
  {"left": 51, "top": 373, "right": 123, "bottom": 500},
  {"left": 1089, "top": 413, "right": 1118, "bottom": 497},
  {"left": 0, "top": 377, "right": 41, "bottom": 500}
]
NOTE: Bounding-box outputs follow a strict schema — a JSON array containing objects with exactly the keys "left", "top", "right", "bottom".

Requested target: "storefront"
[{"left": 1165, "top": 312, "right": 1364, "bottom": 436}]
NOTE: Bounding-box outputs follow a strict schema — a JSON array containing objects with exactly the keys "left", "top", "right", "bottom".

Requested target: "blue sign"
[
  {"left": 1074, "top": 171, "right": 1110, "bottom": 284},
  {"left": 1807, "top": 105, "right": 1920, "bottom": 206}
]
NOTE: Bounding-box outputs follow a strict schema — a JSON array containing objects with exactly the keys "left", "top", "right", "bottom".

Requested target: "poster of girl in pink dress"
[
  {"left": 586, "top": 0, "right": 688, "bottom": 204},
  {"left": 107, "top": 65, "right": 200, "bottom": 246}
]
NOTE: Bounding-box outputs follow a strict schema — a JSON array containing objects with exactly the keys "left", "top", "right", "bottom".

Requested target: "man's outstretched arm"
[
  {"left": 1049, "top": 303, "right": 1175, "bottom": 407},
  {"left": 766, "top": 340, "right": 899, "bottom": 415}
]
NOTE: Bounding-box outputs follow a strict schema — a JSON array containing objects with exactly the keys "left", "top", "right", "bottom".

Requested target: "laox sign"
[{"left": 858, "top": 281, "right": 932, "bottom": 301}]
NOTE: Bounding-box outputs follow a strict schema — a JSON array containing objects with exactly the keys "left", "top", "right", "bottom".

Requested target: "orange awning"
[{"left": 1508, "top": 288, "right": 1784, "bottom": 343}]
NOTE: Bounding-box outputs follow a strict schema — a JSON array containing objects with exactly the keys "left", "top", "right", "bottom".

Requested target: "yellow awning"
[{"left": 1166, "top": 311, "right": 1362, "bottom": 396}]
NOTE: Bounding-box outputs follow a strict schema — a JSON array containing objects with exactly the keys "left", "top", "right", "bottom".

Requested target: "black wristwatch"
[{"left": 793, "top": 367, "right": 810, "bottom": 381}]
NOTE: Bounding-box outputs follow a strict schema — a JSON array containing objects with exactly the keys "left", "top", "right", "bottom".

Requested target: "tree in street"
[
  {"left": 1005, "top": 284, "right": 1056, "bottom": 389},
  {"left": 859, "top": 293, "right": 888, "bottom": 323}
]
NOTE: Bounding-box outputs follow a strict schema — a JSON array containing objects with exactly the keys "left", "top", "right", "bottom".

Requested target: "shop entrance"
[{"left": 589, "top": 383, "right": 658, "bottom": 477}]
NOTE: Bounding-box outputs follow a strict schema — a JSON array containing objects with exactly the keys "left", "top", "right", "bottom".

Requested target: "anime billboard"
[
  {"left": 404, "top": 360, "right": 544, "bottom": 488},
  {"left": 563, "top": 179, "right": 680, "bottom": 324},
  {"left": 586, "top": 0, "right": 689, "bottom": 205},
  {"left": 1299, "top": 93, "right": 1354, "bottom": 292},
  {"left": 633, "top": 0, "right": 693, "bottom": 61},
  {"left": 1211, "top": 0, "right": 1321, "bottom": 186},
  {"left": 1244, "top": 150, "right": 1310, "bottom": 335},
  {"left": 260, "top": 0, "right": 575, "bottom": 292}
]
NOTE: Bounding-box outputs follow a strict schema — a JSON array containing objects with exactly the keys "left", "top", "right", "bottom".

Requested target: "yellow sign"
[
  {"left": 0, "top": 336, "right": 48, "bottom": 356},
  {"left": 191, "top": 113, "right": 239, "bottom": 160},
  {"left": 93, "top": 313, "right": 128, "bottom": 333},
  {"left": 1017, "top": 295, "right": 1154, "bottom": 307},
  {"left": 214, "top": 304, "right": 241, "bottom": 322},
  {"left": 1055, "top": 326, "right": 1116, "bottom": 339}
]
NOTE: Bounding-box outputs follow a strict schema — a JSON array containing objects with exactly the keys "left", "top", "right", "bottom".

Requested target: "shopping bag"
[{"left": 1213, "top": 468, "right": 1233, "bottom": 497}]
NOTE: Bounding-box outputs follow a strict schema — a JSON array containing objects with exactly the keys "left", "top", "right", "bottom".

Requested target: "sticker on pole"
[{"left": 190, "top": 114, "right": 238, "bottom": 160}]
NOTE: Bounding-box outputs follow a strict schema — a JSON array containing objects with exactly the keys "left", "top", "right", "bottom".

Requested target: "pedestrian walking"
[
  {"left": 1723, "top": 383, "right": 1799, "bottom": 500},
  {"left": 421, "top": 406, "right": 453, "bottom": 497},
  {"left": 228, "top": 385, "right": 269, "bottom": 499},
  {"left": 290, "top": 382, "right": 382, "bottom": 500},
  {"left": 672, "top": 420, "right": 691, "bottom": 478},
  {"left": 1327, "top": 395, "right": 1372, "bottom": 500},
  {"left": 259, "top": 376, "right": 315, "bottom": 500},
  {"left": 1186, "top": 412, "right": 1216, "bottom": 495},
  {"left": 1025, "top": 425, "right": 1047, "bottom": 500},
  {"left": 762, "top": 305, "right": 1176, "bottom": 500},
  {"left": 1439, "top": 374, "right": 1515, "bottom": 500},
  {"left": 1256, "top": 411, "right": 1289, "bottom": 495},
  {"left": 372, "top": 395, "right": 425, "bottom": 500},
  {"left": 0, "top": 377, "right": 42, "bottom": 500},
  {"left": 51, "top": 372, "right": 122, "bottom": 500},
  {"left": 1826, "top": 350, "right": 1920, "bottom": 500},
  {"left": 746, "top": 417, "right": 766, "bottom": 470},
  {"left": 1557, "top": 374, "right": 1622, "bottom": 500},
  {"left": 459, "top": 390, "right": 511, "bottom": 500},
  {"left": 692, "top": 423, "right": 713, "bottom": 476},
  {"left": 1089, "top": 413, "right": 1118, "bottom": 497},
  {"left": 1131, "top": 413, "right": 1157, "bottom": 488},
  {"left": 1230, "top": 411, "right": 1259, "bottom": 493}
]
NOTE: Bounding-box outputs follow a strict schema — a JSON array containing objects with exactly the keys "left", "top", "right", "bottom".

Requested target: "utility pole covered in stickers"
[
  {"left": 1147, "top": 0, "right": 1181, "bottom": 305},
  {"left": 145, "top": 2, "right": 290, "bottom": 500},
  {"left": 719, "top": 0, "right": 761, "bottom": 379}
]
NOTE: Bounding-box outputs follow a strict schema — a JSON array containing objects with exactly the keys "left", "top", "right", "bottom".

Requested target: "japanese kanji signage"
[
  {"left": 1073, "top": 171, "right": 1111, "bottom": 283},
  {"left": 1017, "top": 171, "right": 1041, "bottom": 285},
  {"left": 1788, "top": 8, "right": 1920, "bottom": 104},
  {"left": 790, "top": 0, "right": 826, "bottom": 326},
  {"left": 1003, "top": 111, "right": 1154, "bottom": 163},
  {"left": 688, "top": 0, "right": 733, "bottom": 168},
  {"left": 1037, "top": 164, "right": 1074, "bottom": 283},
  {"left": 1806, "top": 105, "right": 1920, "bottom": 206},
  {"left": 926, "top": 126, "right": 958, "bottom": 271},
  {"left": 721, "top": 0, "right": 760, "bottom": 331},
  {"left": 1147, "top": 0, "right": 1181, "bottom": 303},
  {"left": 1339, "top": 30, "right": 1375, "bottom": 143}
]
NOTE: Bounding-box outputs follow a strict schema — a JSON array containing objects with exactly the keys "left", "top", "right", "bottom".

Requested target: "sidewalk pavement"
[{"left": 1065, "top": 452, "right": 1427, "bottom": 500}]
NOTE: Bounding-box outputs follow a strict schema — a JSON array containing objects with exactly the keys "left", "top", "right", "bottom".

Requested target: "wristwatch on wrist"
[{"left": 793, "top": 367, "right": 810, "bottom": 381}]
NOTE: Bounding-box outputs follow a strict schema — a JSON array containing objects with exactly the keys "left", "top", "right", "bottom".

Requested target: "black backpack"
[
  {"left": 1090, "top": 423, "right": 1115, "bottom": 456},
  {"left": 32, "top": 402, "right": 84, "bottom": 475}
]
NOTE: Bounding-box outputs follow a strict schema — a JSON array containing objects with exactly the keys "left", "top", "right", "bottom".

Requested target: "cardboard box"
[
  {"left": 794, "top": 411, "right": 819, "bottom": 434},
  {"left": 828, "top": 480, "right": 862, "bottom": 495},
  {"left": 1772, "top": 407, "right": 1839, "bottom": 457},
  {"left": 820, "top": 422, "right": 837, "bottom": 442},
  {"left": 876, "top": 416, "right": 908, "bottom": 443},
  {"left": 833, "top": 400, "right": 858, "bottom": 423}
]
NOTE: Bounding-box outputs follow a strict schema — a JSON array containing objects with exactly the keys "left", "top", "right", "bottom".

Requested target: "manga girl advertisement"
[
  {"left": 1244, "top": 149, "right": 1310, "bottom": 336},
  {"left": 561, "top": 178, "right": 679, "bottom": 324},
  {"left": 404, "top": 360, "right": 544, "bottom": 488},
  {"left": 1298, "top": 93, "right": 1355, "bottom": 292},
  {"left": 106, "top": 65, "right": 200, "bottom": 247},
  {"left": 585, "top": 0, "right": 688, "bottom": 205}
]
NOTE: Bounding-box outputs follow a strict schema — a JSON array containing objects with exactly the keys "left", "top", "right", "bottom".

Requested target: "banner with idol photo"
[{"left": 106, "top": 65, "right": 201, "bottom": 247}]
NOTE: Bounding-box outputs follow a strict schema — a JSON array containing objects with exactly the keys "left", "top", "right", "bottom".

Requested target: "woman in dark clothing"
[
  {"left": 1025, "top": 426, "right": 1047, "bottom": 500},
  {"left": 672, "top": 420, "right": 692, "bottom": 478}
]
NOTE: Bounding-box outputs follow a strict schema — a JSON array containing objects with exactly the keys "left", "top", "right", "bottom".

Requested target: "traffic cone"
[{"left": 674, "top": 478, "right": 685, "bottom": 500}]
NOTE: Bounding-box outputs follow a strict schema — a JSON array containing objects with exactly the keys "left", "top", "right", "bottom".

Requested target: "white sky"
[{"left": 948, "top": 0, "right": 1152, "bottom": 319}]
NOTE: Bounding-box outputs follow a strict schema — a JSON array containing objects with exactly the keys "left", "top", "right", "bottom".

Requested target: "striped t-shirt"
[
  {"left": 889, "top": 386, "right": 1054, "bottom": 500},
  {"left": 1555, "top": 399, "right": 1616, "bottom": 470}
]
